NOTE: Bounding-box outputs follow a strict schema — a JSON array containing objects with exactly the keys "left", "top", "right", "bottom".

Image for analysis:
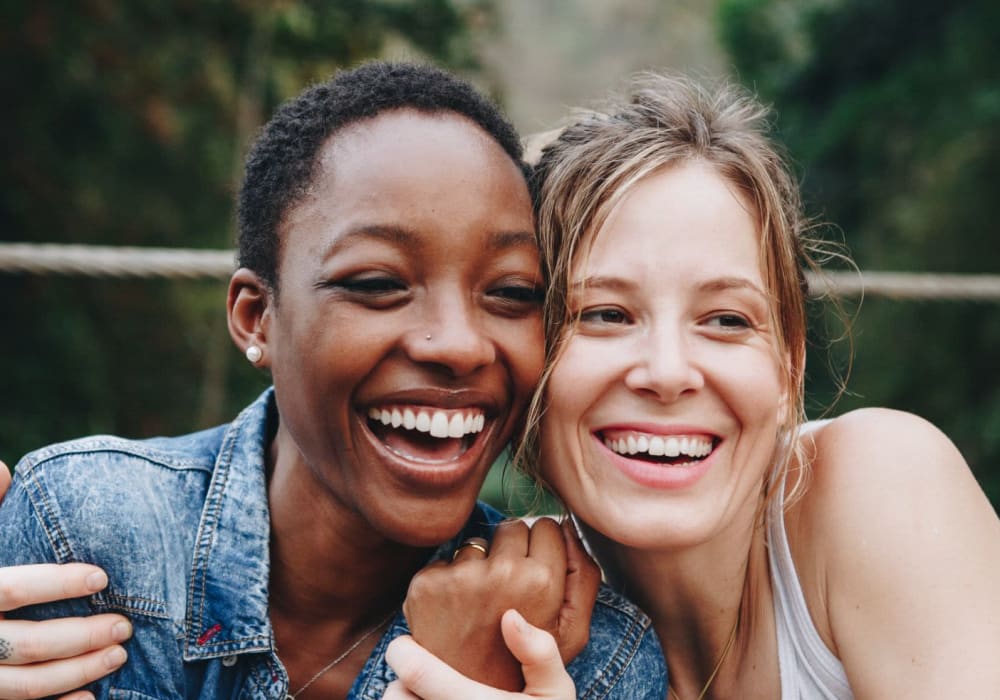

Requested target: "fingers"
[
  {"left": 489, "top": 520, "right": 530, "bottom": 558},
  {"left": 0, "top": 461, "right": 10, "bottom": 501},
  {"left": 0, "top": 615, "right": 132, "bottom": 665},
  {"left": 500, "top": 610, "right": 576, "bottom": 699},
  {"left": 451, "top": 537, "right": 489, "bottom": 563},
  {"left": 526, "top": 518, "right": 567, "bottom": 578},
  {"left": 557, "top": 520, "right": 600, "bottom": 661},
  {"left": 0, "top": 564, "right": 110, "bottom": 612},
  {"left": 382, "top": 680, "right": 422, "bottom": 700},
  {"left": 386, "top": 635, "right": 476, "bottom": 699},
  {"left": 0, "top": 645, "right": 126, "bottom": 700}
]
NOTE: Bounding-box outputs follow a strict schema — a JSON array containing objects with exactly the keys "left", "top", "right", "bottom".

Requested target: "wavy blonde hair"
[{"left": 515, "top": 73, "right": 833, "bottom": 514}]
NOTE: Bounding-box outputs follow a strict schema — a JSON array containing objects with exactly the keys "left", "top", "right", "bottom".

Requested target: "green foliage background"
[
  {"left": 719, "top": 0, "right": 1000, "bottom": 508},
  {"left": 2, "top": 1, "right": 997, "bottom": 510}
]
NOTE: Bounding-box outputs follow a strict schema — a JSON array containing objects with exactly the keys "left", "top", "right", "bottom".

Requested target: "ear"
[{"left": 227, "top": 268, "right": 273, "bottom": 368}]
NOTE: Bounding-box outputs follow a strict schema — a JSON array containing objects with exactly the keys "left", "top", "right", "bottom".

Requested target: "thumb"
[
  {"left": 501, "top": 609, "right": 576, "bottom": 699},
  {"left": 0, "top": 460, "right": 10, "bottom": 502}
]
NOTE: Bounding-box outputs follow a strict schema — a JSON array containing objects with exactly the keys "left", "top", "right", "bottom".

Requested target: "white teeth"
[
  {"left": 649, "top": 436, "right": 665, "bottom": 456},
  {"left": 415, "top": 412, "right": 432, "bottom": 432},
  {"left": 368, "top": 405, "right": 487, "bottom": 439},
  {"left": 605, "top": 433, "right": 714, "bottom": 462},
  {"left": 429, "top": 412, "right": 449, "bottom": 438},
  {"left": 665, "top": 437, "right": 680, "bottom": 457}
]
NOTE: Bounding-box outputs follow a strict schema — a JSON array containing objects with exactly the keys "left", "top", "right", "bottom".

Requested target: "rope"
[
  {"left": 0, "top": 243, "right": 234, "bottom": 279},
  {"left": 1, "top": 242, "right": 999, "bottom": 300}
]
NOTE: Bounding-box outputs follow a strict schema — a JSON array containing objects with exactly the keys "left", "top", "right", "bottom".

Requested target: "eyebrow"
[
  {"left": 320, "top": 225, "right": 537, "bottom": 259},
  {"left": 696, "top": 276, "right": 769, "bottom": 300},
  {"left": 571, "top": 275, "right": 637, "bottom": 294},
  {"left": 571, "top": 274, "right": 769, "bottom": 300},
  {"left": 319, "top": 225, "right": 417, "bottom": 259}
]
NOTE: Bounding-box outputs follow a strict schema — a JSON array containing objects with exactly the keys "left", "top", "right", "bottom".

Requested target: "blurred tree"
[
  {"left": 719, "top": 0, "right": 1000, "bottom": 507},
  {"left": 0, "top": 1, "right": 497, "bottom": 461}
]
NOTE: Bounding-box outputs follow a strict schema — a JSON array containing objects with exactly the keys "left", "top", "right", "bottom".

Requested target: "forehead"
[
  {"left": 579, "top": 160, "right": 761, "bottom": 278},
  {"left": 281, "top": 109, "right": 535, "bottom": 263}
]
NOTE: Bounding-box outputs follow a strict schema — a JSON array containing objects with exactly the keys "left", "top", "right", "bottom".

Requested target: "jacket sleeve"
[
  {"left": 567, "top": 585, "right": 668, "bottom": 699},
  {"left": 0, "top": 464, "right": 94, "bottom": 621}
]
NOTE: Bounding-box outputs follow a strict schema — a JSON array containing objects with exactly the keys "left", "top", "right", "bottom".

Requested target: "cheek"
[
  {"left": 714, "top": 346, "right": 786, "bottom": 426},
  {"left": 537, "top": 340, "right": 599, "bottom": 481},
  {"left": 501, "top": 317, "right": 545, "bottom": 399}
]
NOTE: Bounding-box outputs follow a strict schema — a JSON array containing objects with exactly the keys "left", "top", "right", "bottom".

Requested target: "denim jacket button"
[{"left": 222, "top": 654, "right": 238, "bottom": 667}]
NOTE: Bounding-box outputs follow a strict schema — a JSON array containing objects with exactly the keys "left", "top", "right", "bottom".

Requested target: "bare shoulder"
[
  {"left": 790, "top": 410, "right": 1000, "bottom": 695},
  {"left": 797, "top": 407, "right": 994, "bottom": 554}
]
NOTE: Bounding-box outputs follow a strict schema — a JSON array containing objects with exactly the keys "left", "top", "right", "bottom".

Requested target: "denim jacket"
[{"left": 0, "top": 389, "right": 666, "bottom": 699}]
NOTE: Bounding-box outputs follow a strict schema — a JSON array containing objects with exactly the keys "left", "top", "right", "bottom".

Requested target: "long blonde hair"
[{"left": 516, "top": 73, "right": 832, "bottom": 512}]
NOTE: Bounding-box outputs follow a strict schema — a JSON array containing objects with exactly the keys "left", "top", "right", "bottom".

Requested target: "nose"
[
  {"left": 623, "top": 321, "right": 704, "bottom": 401},
  {"left": 404, "top": 295, "right": 496, "bottom": 377}
]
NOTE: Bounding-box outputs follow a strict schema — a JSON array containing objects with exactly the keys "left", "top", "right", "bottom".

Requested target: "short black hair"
[{"left": 237, "top": 60, "right": 527, "bottom": 291}]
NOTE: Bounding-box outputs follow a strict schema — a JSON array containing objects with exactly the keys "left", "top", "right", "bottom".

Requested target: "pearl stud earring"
[{"left": 245, "top": 345, "right": 262, "bottom": 364}]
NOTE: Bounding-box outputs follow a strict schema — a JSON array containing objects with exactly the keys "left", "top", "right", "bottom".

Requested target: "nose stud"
[{"left": 425, "top": 334, "right": 432, "bottom": 340}]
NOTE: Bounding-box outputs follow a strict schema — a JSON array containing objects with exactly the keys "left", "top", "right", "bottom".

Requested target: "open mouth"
[
  {"left": 366, "top": 405, "right": 487, "bottom": 464},
  {"left": 599, "top": 430, "right": 716, "bottom": 468}
]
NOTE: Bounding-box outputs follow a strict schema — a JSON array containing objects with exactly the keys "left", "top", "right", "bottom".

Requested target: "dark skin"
[
  {"left": 227, "top": 108, "right": 559, "bottom": 697},
  {"left": 405, "top": 517, "right": 600, "bottom": 691}
]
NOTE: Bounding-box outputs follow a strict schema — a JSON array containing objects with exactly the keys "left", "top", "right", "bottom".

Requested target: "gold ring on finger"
[{"left": 452, "top": 536, "right": 489, "bottom": 560}]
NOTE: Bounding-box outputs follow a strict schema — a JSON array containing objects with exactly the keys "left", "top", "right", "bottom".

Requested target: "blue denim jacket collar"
[
  {"left": 179, "top": 388, "right": 491, "bottom": 664},
  {"left": 184, "top": 389, "right": 275, "bottom": 661}
]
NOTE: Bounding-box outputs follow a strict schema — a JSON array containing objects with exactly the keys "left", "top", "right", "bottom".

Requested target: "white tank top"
[{"left": 767, "top": 463, "right": 855, "bottom": 699}]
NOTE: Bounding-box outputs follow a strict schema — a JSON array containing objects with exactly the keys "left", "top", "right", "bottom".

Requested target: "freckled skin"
[{"left": 540, "top": 160, "right": 785, "bottom": 550}]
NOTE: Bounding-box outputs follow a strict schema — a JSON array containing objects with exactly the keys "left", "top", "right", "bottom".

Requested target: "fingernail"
[
  {"left": 510, "top": 609, "right": 527, "bottom": 632},
  {"left": 113, "top": 620, "right": 133, "bottom": 641},
  {"left": 104, "top": 646, "right": 127, "bottom": 669},
  {"left": 86, "top": 570, "right": 108, "bottom": 591}
]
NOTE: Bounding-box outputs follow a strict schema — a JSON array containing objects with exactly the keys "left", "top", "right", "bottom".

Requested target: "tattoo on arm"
[{"left": 0, "top": 637, "right": 11, "bottom": 661}]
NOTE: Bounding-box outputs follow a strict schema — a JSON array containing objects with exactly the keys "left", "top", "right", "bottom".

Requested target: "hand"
[
  {"left": 0, "top": 460, "right": 132, "bottom": 700},
  {"left": 383, "top": 609, "right": 576, "bottom": 700},
  {"left": 403, "top": 517, "right": 600, "bottom": 691}
]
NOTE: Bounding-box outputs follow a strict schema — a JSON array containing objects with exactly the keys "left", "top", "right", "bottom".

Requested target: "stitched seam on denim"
[
  {"left": 185, "top": 410, "right": 239, "bottom": 652},
  {"left": 20, "top": 466, "right": 76, "bottom": 564},
  {"left": 20, "top": 440, "right": 212, "bottom": 473},
  {"left": 578, "top": 611, "right": 647, "bottom": 700},
  {"left": 110, "top": 688, "right": 161, "bottom": 700},
  {"left": 92, "top": 593, "right": 170, "bottom": 619}
]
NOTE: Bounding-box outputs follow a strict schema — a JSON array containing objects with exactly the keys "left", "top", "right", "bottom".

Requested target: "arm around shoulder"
[{"left": 802, "top": 408, "right": 1000, "bottom": 699}]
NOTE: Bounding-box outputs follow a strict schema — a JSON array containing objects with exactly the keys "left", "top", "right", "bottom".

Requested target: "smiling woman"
[{"left": 0, "top": 62, "right": 664, "bottom": 699}]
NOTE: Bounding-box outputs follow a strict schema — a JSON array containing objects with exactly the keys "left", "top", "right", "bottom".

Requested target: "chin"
[{"left": 378, "top": 495, "right": 481, "bottom": 548}]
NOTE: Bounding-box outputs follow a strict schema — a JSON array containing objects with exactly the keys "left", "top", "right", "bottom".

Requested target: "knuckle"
[
  {"left": 15, "top": 633, "right": 44, "bottom": 664},
  {"left": 10, "top": 675, "right": 44, "bottom": 700},
  {"left": 0, "top": 579, "right": 27, "bottom": 611}
]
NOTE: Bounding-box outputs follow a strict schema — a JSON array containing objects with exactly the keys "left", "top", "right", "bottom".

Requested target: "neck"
[
  {"left": 584, "top": 512, "right": 776, "bottom": 699},
  {"left": 266, "top": 427, "right": 432, "bottom": 624}
]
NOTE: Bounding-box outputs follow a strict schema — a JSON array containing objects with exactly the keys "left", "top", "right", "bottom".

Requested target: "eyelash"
[
  {"left": 335, "top": 276, "right": 407, "bottom": 295},
  {"left": 704, "top": 313, "right": 752, "bottom": 330},
  {"left": 490, "top": 284, "right": 543, "bottom": 303},
  {"left": 579, "top": 307, "right": 631, "bottom": 325}
]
